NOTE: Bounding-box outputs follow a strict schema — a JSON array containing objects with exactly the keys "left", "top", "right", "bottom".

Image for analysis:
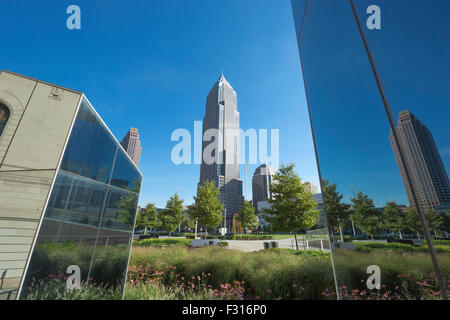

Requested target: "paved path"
[{"left": 226, "top": 237, "right": 327, "bottom": 252}]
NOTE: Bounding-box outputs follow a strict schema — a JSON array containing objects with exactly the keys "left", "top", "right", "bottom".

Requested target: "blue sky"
[
  {"left": 2, "top": 1, "right": 448, "bottom": 209},
  {"left": 0, "top": 0, "right": 319, "bottom": 208}
]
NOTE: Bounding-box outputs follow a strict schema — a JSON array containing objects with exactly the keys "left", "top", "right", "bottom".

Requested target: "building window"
[{"left": 0, "top": 104, "right": 10, "bottom": 136}]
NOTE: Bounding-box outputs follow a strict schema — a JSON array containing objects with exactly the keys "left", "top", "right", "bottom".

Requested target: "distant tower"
[
  {"left": 304, "top": 181, "right": 319, "bottom": 195},
  {"left": 390, "top": 110, "right": 450, "bottom": 212},
  {"left": 252, "top": 163, "right": 276, "bottom": 211},
  {"left": 199, "top": 74, "right": 244, "bottom": 230},
  {"left": 121, "top": 127, "right": 142, "bottom": 167}
]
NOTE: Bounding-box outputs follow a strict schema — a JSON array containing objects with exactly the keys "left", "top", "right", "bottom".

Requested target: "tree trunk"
[
  {"left": 399, "top": 230, "right": 403, "bottom": 239},
  {"left": 294, "top": 232, "right": 299, "bottom": 251},
  {"left": 417, "top": 231, "right": 420, "bottom": 240},
  {"left": 339, "top": 225, "right": 344, "bottom": 242},
  {"left": 371, "top": 234, "right": 374, "bottom": 240},
  {"left": 204, "top": 227, "right": 207, "bottom": 240},
  {"left": 144, "top": 227, "right": 147, "bottom": 235},
  {"left": 434, "top": 230, "right": 438, "bottom": 238}
]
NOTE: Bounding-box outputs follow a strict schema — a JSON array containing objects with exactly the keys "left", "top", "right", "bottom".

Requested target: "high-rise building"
[
  {"left": 120, "top": 127, "right": 142, "bottom": 167},
  {"left": 199, "top": 74, "right": 244, "bottom": 230},
  {"left": 304, "top": 181, "right": 319, "bottom": 195},
  {"left": 390, "top": 110, "right": 450, "bottom": 212},
  {"left": 252, "top": 163, "right": 276, "bottom": 210},
  {"left": 0, "top": 71, "right": 142, "bottom": 300}
]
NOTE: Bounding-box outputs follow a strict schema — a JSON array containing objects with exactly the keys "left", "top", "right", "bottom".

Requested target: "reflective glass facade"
[
  {"left": 292, "top": 0, "right": 449, "bottom": 299},
  {"left": 19, "top": 98, "right": 142, "bottom": 299}
]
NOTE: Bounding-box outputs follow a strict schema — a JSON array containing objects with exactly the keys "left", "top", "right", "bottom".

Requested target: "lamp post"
[{"left": 194, "top": 218, "right": 198, "bottom": 239}]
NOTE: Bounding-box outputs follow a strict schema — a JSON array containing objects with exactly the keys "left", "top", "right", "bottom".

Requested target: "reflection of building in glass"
[
  {"left": 0, "top": 71, "right": 142, "bottom": 300},
  {"left": 390, "top": 110, "right": 450, "bottom": 212},
  {"left": 120, "top": 128, "right": 142, "bottom": 168},
  {"left": 199, "top": 74, "right": 244, "bottom": 230},
  {"left": 313, "top": 193, "right": 326, "bottom": 229}
]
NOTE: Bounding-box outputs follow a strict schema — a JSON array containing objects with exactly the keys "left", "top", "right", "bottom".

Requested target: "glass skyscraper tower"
[
  {"left": 390, "top": 110, "right": 450, "bottom": 212},
  {"left": 199, "top": 75, "right": 244, "bottom": 230}
]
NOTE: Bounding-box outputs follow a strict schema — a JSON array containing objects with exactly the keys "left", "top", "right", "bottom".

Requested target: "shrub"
[
  {"left": 133, "top": 238, "right": 191, "bottom": 247},
  {"left": 353, "top": 242, "right": 450, "bottom": 253}
]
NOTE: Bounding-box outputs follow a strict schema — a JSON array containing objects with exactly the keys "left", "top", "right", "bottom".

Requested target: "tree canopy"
[
  {"left": 160, "top": 193, "right": 184, "bottom": 236},
  {"left": 263, "top": 163, "right": 319, "bottom": 250},
  {"left": 236, "top": 200, "right": 258, "bottom": 232},
  {"left": 187, "top": 181, "right": 223, "bottom": 238},
  {"left": 322, "top": 180, "right": 351, "bottom": 241}
]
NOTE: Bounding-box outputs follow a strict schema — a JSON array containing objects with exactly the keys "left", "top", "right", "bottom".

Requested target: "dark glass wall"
[
  {"left": 292, "top": 0, "right": 449, "bottom": 299},
  {"left": 19, "top": 98, "right": 142, "bottom": 299}
]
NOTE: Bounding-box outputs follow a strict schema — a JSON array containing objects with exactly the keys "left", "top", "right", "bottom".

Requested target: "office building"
[
  {"left": 304, "top": 181, "right": 319, "bottom": 195},
  {"left": 199, "top": 74, "right": 244, "bottom": 230},
  {"left": 120, "top": 127, "right": 142, "bottom": 167},
  {"left": 251, "top": 163, "right": 276, "bottom": 211},
  {"left": 0, "top": 71, "right": 142, "bottom": 300},
  {"left": 390, "top": 110, "right": 450, "bottom": 212}
]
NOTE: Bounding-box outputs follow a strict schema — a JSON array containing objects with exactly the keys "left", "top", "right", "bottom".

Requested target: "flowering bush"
[
  {"left": 127, "top": 264, "right": 245, "bottom": 300},
  {"left": 321, "top": 272, "right": 450, "bottom": 300}
]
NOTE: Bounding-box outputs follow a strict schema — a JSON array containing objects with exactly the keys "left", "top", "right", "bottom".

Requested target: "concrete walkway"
[{"left": 226, "top": 237, "right": 327, "bottom": 252}]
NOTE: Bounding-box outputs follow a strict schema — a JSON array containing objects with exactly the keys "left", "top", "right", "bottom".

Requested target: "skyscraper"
[
  {"left": 390, "top": 110, "right": 450, "bottom": 212},
  {"left": 252, "top": 163, "right": 276, "bottom": 210},
  {"left": 120, "top": 127, "right": 142, "bottom": 167},
  {"left": 304, "top": 181, "right": 319, "bottom": 195},
  {"left": 199, "top": 74, "right": 244, "bottom": 230}
]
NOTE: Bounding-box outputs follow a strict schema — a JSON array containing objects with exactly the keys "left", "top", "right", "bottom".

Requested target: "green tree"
[
  {"left": 182, "top": 209, "right": 197, "bottom": 232},
  {"left": 321, "top": 180, "right": 351, "bottom": 242},
  {"left": 262, "top": 163, "right": 319, "bottom": 250},
  {"left": 350, "top": 191, "right": 383, "bottom": 240},
  {"left": 160, "top": 193, "right": 184, "bottom": 237},
  {"left": 135, "top": 203, "right": 159, "bottom": 234},
  {"left": 382, "top": 201, "right": 408, "bottom": 239},
  {"left": 236, "top": 200, "right": 258, "bottom": 233},
  {"left": 425, "top": 208, "right": 444, "bottom": 238},
  {"left": 187, "top": 181, "right": 223, "bottom": 239},
  {"left": 405, "top": 207, "right": 423, "bottom": 239}
]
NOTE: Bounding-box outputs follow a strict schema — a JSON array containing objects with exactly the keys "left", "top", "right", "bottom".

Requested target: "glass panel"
[
  {"left": 110, "top": 148, "right": 142, "bottom": 192},
  {"left": 20, "top": 98, "right": 142, "bottom": 300},
  {"left": 291, "top": 0, "right": 442, "bottom": 300},
  {"left": 60, "top": 100, "right": 117, "bottom": 184},
  {"left": 20, "top": 171, "right": 107, "bottom": 298},
  {"left": 88, "top": 188, "right": 138, "bottom": 292},
  {"left": 352, "top": 0, "right": 450, "bottom": 297}
]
